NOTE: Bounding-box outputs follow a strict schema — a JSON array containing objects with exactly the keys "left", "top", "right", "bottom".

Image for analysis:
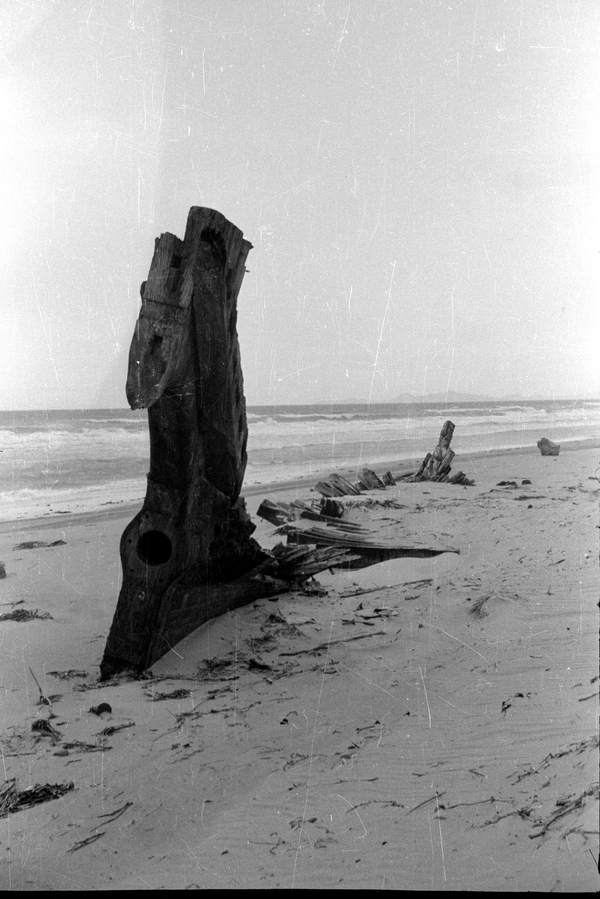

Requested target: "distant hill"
[
  {"left": 391, "top": 391, "right": 495, "bottom": 403},
  {"left": 332, "top": 391, "right": 496, "bottom": 405}
]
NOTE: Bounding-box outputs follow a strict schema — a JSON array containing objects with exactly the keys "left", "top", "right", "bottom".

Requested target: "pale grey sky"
[{"left": 1, "top": 0, "right": 599, "bottom": 408}]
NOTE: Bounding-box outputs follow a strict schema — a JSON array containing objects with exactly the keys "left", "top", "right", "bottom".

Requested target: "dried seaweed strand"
[
  {"left": 511, "top": 734, "right": 600, "bottom": 782},
  {"left": 96, "top": 722, "right": 135, "bottom": 737},
  {"left": 443, "top": 797, "right": 512, "bottom": 810},
  {"left": 68, "top": 831, "right": 105, "bottom": 853},
  {"left": 340, "top": 584, "right": 404, "bottom": 598},
  {"left": 279, "top": 630, "right": 387, "bottom": 656},
  {"left": 29, "top": 668, "right": 51, "bottom": 706},
  {"left": 97, "top": 801, "right": 133, "bottom": 824},
  {"left": 529, "top": 785, "right": 600, "bottom": 839},
  {"left": 405, "top": 791, "right": 447, "bottom": 815},
  {"left": 578, "top": 691, "right": 600, "bottom": 702}
]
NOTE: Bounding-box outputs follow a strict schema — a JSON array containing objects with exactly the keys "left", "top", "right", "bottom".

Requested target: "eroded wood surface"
[{"left": 101, "top": 208, "right": 263, "bottom": 677}]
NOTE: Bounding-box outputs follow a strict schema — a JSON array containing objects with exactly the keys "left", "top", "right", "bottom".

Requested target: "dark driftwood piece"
[{"left": 101, "top": 208, "right": 270, "bottom": 678}]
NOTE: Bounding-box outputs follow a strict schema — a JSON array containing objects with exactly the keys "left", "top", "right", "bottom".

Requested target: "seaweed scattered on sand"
[
  {"left": 342, "top": 497, "right": 407, "bottom": 510},
  {"left": 96, "top": 722, "right": 135, "bottom": 737},
  {"left": 196, "top": 656, "right": 275, "bottom": 679},
  {"left": 0, "top": 608, "right": 53, "bottom": 622},
  {"left": 150, "top": 688, "right": 192, "bottom": 701},
  {"left": 247, "top": 657, "right": 273, "bottom": 671},
  {"left": 197, "top": 658, "right": 238, "bottom": 679},
  {"left": 280, "top": 630, "right": 387, "bottom": 656},
  {"left": 529, "top": 784, "right": 600, "bottom": 839},
  {"left": 246, "top": 633, "right": 277, "bottom": 653},
  {"left": 68, "top": 832, "right": 105, "bottom": 853},
  {"left": 0, "top": 778, "right": 74, "bottom": 818},
  {"left": 340, "top": 583, "right": 405, "bottom": 598},
  {"left": 578, "top": 690, "right": 600, "bottom": 702},
  {"left": 28, "top": 667, "right": 61, "bottom": 705},
  {"left": 467, "top": 592, "right": 518, "bottom": 619},
  {"left": 72, "top": 681, "right": 107, "bottom": 693},
  {"left": 468, "top": 595, "right": 494, "bottom": 618},
  {"left": 405, "top": 791, "right": 447, "bottom": 815},
  {"left": 97, "top": 801, "right": 133, "bottom": 824},
  {"left": 31, "top": 719, "right": 61, "bottom": 740},
  {"left": 511, "top": 734, "right": 600, "bottom": 783},
  {"left": 61, "top": 740, "right": 111, "bottom": 753},
  {"left": 48, "top": 669, "right": 89, "bottom": 680},
  {"left": 13, "top": 540, "right": 66, "bottom": 550},
  {"left": 263, "top": 611, "right": 303, "bottom": 639}
]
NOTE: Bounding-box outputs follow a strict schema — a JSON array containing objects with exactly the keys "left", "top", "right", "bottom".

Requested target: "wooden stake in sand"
[{"left": 100, "top": 209, "right": 275, "bottom": 678}]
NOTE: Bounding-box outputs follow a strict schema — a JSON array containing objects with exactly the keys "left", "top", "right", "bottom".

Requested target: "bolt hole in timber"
[
  {"left": 136, "top": 531, "right": 173, "bottom": 566},
  {"left": 100, "top": 208, "right": 259, "bottom": 678}
]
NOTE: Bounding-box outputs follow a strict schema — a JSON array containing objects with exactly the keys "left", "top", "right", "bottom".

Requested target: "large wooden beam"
[{"left": 100, "top": 208, "right": 268, "bottom": 678}]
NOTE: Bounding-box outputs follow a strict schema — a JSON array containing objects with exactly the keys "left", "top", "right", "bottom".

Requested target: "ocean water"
[{"left": 0, "top": 400, "right": 598, "bottom": 520}]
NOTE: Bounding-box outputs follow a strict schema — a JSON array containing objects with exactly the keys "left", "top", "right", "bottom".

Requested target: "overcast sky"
[{"left": 1, "top": 0, "right": 599, "bottom": 409}]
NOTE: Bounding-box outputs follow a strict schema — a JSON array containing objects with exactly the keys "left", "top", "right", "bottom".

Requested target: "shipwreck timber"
[
  {"left": 100, "top": 209, "right": 268, "bottom": 677},
  {"left": 101, "top": 208, "right": 362, "bottom": 678},
  {"left": 399, "top": 420, "right": 474, "bottom": 486},
  {"left": 101, "top": 207, "right": 459, "bottom": 679}
]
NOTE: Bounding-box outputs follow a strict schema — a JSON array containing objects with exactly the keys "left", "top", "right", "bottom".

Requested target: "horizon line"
[{"left": 1, "top": 394, "right": 599, "bottom": 413}]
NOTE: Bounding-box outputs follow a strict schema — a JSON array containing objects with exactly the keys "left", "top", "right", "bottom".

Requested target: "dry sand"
[{"left": 0, "top": 444, "right": 598, "bottom": 890}]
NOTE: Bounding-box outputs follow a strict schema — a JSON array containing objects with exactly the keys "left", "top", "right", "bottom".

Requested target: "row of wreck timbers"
[{"left": 100, "top": 208, "right": 468, "bottom": 679}]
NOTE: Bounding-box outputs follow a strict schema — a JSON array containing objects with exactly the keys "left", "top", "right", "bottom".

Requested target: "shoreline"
[
  {"left": 1, "top": 436, "right": 598, "bottom": 531},
  {"left": 244, "top": 436, "right": 600, "bottom": 496}
]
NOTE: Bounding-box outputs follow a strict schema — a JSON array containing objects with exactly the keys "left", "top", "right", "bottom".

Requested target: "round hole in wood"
[{"left": 137, "top": 530, "right": 172, "bottom": 566}]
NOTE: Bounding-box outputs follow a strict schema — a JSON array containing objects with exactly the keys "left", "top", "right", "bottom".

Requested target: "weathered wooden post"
[
  {"left": 399, "top": 420, "right": 474, "bottom": 485},
  {"left": 100, "top": 208, "right": 271, "bottom": 678},
  {"left": 415, "top": 420, "right": 456, "bottom": 480}
]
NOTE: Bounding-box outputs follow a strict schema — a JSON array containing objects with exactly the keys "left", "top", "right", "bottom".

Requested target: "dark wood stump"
[{"left": 100, "top": 208, "right": 270, "bottom": 678}]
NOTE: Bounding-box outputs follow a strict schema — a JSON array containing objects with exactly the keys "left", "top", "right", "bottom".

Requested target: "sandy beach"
[{"left": 0, "top": 443, "right": 598, "bottom": 890}]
